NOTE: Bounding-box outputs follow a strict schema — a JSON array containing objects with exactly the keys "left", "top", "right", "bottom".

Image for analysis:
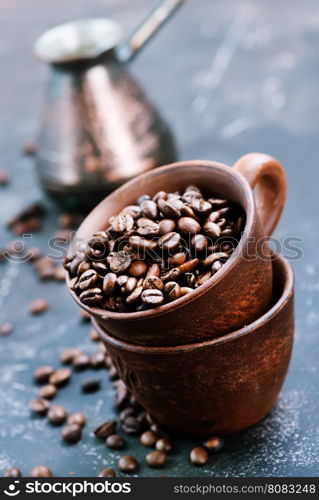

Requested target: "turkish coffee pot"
[{"left": 35, "top": 0, "right": 185, "bottom": 211}]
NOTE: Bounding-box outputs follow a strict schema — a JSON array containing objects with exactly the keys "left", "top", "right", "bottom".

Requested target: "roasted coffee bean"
[
  {"left": 140, "top": 431, "right": 157, "bottom": 447},
  {"left": 48, "top": 405, "right": 67, "bottom": 425},
  {"left": 107, "top": 251, "right": 132, "bottom": 273},
  {"left": 60, "top": 348, "right": 82, "bottom": 364},
  {"left": 0, "top": 322, "right": 13, "bottom": 337},
  {"left": 203, "top": 252, "right": 228, "bottom": 268},
  {"left": 73, "top": 353, "right": 91, "bottom": 371},
  {"left": 0, "top": 169, "right": 10, "bottom": 186},
  {"left": 117, "top": 275, "right": 128, "bottom": 289},
  {"left": 203, "top": 436, "right": 224, "bottom": 452},
  {"left": 98, "top": 468, "right": 116, "bottom": 477},
  {"left": 129, "top": 236, "right": 157, "bottom": 252},
  {"left": 118, "top": 455, "right": 139, "bottom": 473},
  {"left": 80, "top": 309, "right": 91, "bottom": 322},
  {"left": 158, "top": 199, "right": 181, "bottom": 219},
  {"left": 49, "top": 368, "right": 72, "bottom": 387},
  {"left": 212, "top": 260, "right": 223, "bottom": 274},
  {"left": 156, "top": 438, "right": 173, "bottom": 453},
  {"left": 136, "top": 218, "right": 160, "bottom": 237},
  {"left": 94, "top": 420, "right": 117, "bottom": 439},
  {"left": 5, "top": 467, "right": 22, "bottom": 477},
  {"left": 29, "top": 398, "right": 50, "bottom": 415},
  {"left": 76, "top": 260, "right": 91, "bottom": 276},
  {"left": 161, "top": 267, "right": 181, "bottom": 283},
  {"left": 141, "top": 289, "right": 164, "bottom": 307},
  {"left": 208, "top": 197, "right": 229, "bottom": 209},
  {"left": 150, "top": 423, "right": 169, "bottom": 438},
  {"left": 90, "top": 351, "right": 105, "bottom": 369},
  {"left": 39, "top": 384, "right": 57, "bottom": 400},
  {"left": 196, "top": 271, "right": 212, "bottom": 287},
  {"left": 146, "top": 263, "right": 160, "bottom": 277},
  {"left": 153, "top": 191, "right": 167, "bottom": 202},
  {"left": 89, "top": 328, "right": 100, "bottom": 342},
  {"left": 159, "top": 219, "right": 176, "bottom": 234},
  {"left": 30, "top": 465, "right": 52, "bottom": 477},
  {"left": 143, "top": 276, "right": 164, "bottom": 291},
  {"left": 92, "top": 261, "right": 108, "bottom": 275},
  {"left": 23, "top": 141, "right": 37, "bottom": 156},
  {"left": 191, "top": 234, "right": 209, "bottom": 253},
  {"left": 164, "top": 282, "right": 182, "bottom": 301},
  {"left": 124, "top": 277, "right": 137, "bottom": 294},
  {"left": 190, "top": 446, "right": 209, "bottom": 465},
  {"left": 29, "top": 298, "right": 49, "bottom": 315},
  {"left": 33, "top": 365, "right": 55, "bottom": 384},
  {"left": 54, "top": 266, "right": 66, "bottom": 281},
  {"left": 62, "top": 424, "right": 82, "bottom": 444},
  {"left": 111, "top": 213, "right": 134, "bottom": 234},
  {"left": 103, "top": 273, "right": 117, "bottom": 296},
  {"left": 137, "top": 194, "right": 151, "bottom": 204},
  {"left": 146, "top": 450, "right": 167, "bottom": 468},
  {"left": 168, "top": 252, "right": 186, "bottom": 267},
  {"left": 128, "top": 260, "right": 148, "bottom": 277},
  {"left": 68, "top": 413, "right": 86, "bottom": 427},
  {"left": 177, "top": 217, "right": 201, "bottom": 235},
  {"left": 182, "top": 272, "right": 196, "bottom": 287},
  {"left": 191, "top": 198, "right": 212, "bottom": 217},
  {"left": 78, "top": 269, "right": 98, "bottom": 290},
  {"left": 122, "top": 416, "right": 141, "bottom": 435},
  {"left": 157, "top": 232, "right": 181, "bottom": 252},
  {"left": 126, "top": 286, "right": 143, "bottom": 305},
  {"left": 79, "top": 288, "right": 104, "bottom": 306},
  {"left": 140, "top": 199, "right": 158, "bottom": 219},
  {"left": 203, "top": 221, "right": 222, "bottom": 239},
  {"left": 178, "top": 258, "right": 199, "bottom": 274},
  {"left": 121, "top": 205, "right": 141, "bottom": 218},
  {"left": 120, "top": 407, "right": 136, "bottom": 422},
  {"left": 57, "top": 213, "right": 77, "bottom": 229},
  {"left": 81, "top": 378, "right": 101, "bottom": 393},
  {"left": 180, "top": 286, "right": 193, "bottom": 295},
  {"left": 106, "top": 434, "right": 126, "bottom": 449}
]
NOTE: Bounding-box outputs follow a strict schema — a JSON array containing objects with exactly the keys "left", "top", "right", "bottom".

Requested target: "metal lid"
[{"left": 34, "top": 18, "right": 123, "bottom": 64}]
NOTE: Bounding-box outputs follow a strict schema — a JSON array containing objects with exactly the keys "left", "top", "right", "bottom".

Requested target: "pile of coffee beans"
[{"left": 65, "top": 186, "right": 244, "bottom": 312}]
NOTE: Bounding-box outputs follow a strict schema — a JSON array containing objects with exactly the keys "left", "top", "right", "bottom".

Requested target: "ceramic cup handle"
[{"left": 233, "top": 153, "right": 287, "bottom": 238}]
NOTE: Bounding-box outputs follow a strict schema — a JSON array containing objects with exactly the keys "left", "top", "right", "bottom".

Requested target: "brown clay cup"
[
  {"left": 94, "top": 254, "right": 294, "bottom": 436},
  {"left": 68, "top": 153, "right": 287, "bottom": 346}
]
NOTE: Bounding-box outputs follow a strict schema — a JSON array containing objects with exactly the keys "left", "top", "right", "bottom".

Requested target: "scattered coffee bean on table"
[
  {"left": 67, "top": 412, "right": 86, "bottom": 427},
  {"left": 90, "top": 351, "right": 105, "bottom": 369},
  {"left": 30, "top": 465, "right": 52, "bottom": 477},
  {"left": 140, "top": 430, "right": 157, "bottom": 447},
  {"left": 89, "top": 328, "right": 100, "bottom": 341},
  {"left": 146, "top": 450, "right": 167, "bottom": 468},
  {"left": 47, "top": 405, "right": 67, "bottom": 425},
  {"left": 62, "top": 424, "right": 82, "bottom": 444},
  {"left": 66, "top": 185, "right": 244, "bottom": 312},
  {"left": 203, "top": 435, "right": 224, "bottom": 452},
  {"left": 29, "top": 397, "right": 50, "bottom": 415},
  {"left": 98, "top": 468, "right": 116, "bottom": 477},
  {"left": 73, "top": 353, "right": 91, "bottom": 371},
  {"left": 190, "top": 446, "right": 209, "bottom": 466},
  {"left": 106, "top": 434, "right": 126, "bottom": 449},
  {"left": 49, "top": 368, "right": 72, "bottom": 387},
  {"left": 4, "top": 467, "right": 22, "bottom": 477},
  {"left": 28, "top": 298, "right": 49, "bottom": 315},
  {"left": 94, "top": 419, "right": 116, "bottom": 439},
  {"left": 156, "top": 437, "right": 173, "bottom": 453},
  {"left": 0, "top": 169, "right": 10, "bottom": 186},
  {"left": 60, "top": 347, "right": 82, "bottom": 364},
  {"left": 118, "top": 455, "right": 139, "bottom": 473},
  {"left": 39, "top": 384, "right": 57, "bottom": 400},
  {"left": 33, "top": 365, "right": 55, "bottom": 384},
  {"left": 22, "top": 141, "right": 37, "bottom": 156},
  {"left": 0, "top": 322, "right": 13, "bottom": 337},
  {"left": 81, "top": 378, "right": 101, "bottom": 394}
]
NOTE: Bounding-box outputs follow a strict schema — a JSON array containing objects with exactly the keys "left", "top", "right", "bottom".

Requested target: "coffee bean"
[
  {"left": 146, "top": 450, "right": 167, "bottom": 468},
  {"left": 146, "top": 263, "right": 161, "bottom": 277},
  {"left": 29, "top": 398, "right": 50, "bottom": 415},
  {"left": 30, "top": 465, "right": 52, "bottom": 477},
  {"left": 137, "top": 194, "right": 151, "bottom": 204},
  {"left": 129, "top": 236, "right": 157, "bottom": 252},
  {"left": 49, "top": 368, "right": 72, "bottom": 387},
  {"left": 94, "top": 420, "right": 117, "bottom": 439},
  {"left": 190, "top": 446, "right": 209, "bottom": 465},
  {"left": 81, "top": 378, "right": 101, "bottom": 393},
  {"left": 150, "top": 423, "right": 169, "bottom": 438},
  {"left": 33, "top": 365, "right": 55, "bottom": 384},
  {"left": 192, "top": 198, "right": 212, "bottom": 217},
  {"left": 158, "top": 199, "right": 181, "bottom": 219},
  {"left": 29, "top": 298, "right": 49, "bottom": 315},
  {"left": 195, "top": 271, "right": 212, "bottom": 287},
  {"left": 208, "top": 198, "right": 229, "bottom": 209},
  {"left": 5, "top": 467, "right": 22, "bottom": 477},
  {"left": 60, "top": 348, "right": 82, "bottom": 364},
  {"left": 89, "top": 328, "right": 100, "bottom": 342},
  {"left": 140, "top": 199, "right": 158, "bottom": 219},
  {"left": 68, "top": 413, "right": 86, "bottom": 427},
  {"left": 48, "top": 405, "right": 67, "bottom": 425},
  {"left": 203, "top": 221, "right": 222, "bottom": 239},
  {"left": 156, "top": 438, "right": 173, "bottom": 453},
  {"left": 203, "top": 436, "right": 224, "bottom": 452},
  {"left": 90, "top": 351, "right": 105, "bottom": 369},
  {"left": 57, "top": 213, "right": 77, "bottom": 229},
  {"left": 191, "top": 234, "right": 208, "bottom": 253},
  {"left": 118, "top": 455, "right": 139, "bottom": 473},
  {"left": 203, "top": 252, "right": 228, "bottom": 268},
  {"left": 0, "top": 169, "right": 10, "bottom": 186},
  {"left": 62, "top": 424, "right": 82, "bottom": 444},
  {"left": 136, "top": 218, "right": 160, "bottom": 237},
  {"left": 159, "top": 219, "right": 176, "bottom": 234},
  {"left": 141, "top": 289, "right": 164, "bottom": 307},
  {"left": 106, "top": 434, "right": 126, "bottom": 449},
  {"left": 23, "top": 141, "right": 37, "bottom": 156},
  {"left": 98, "top": 468, "right": 116, "bottom": 477},
  {"left": 212, "top": 260, "right": 223, "bottom": 274},
  {"left": 73, "top": 353, "right": 91, "bottom": 371},
  {"left": 121, "top": 205, "right": 141, "bottom": 218},
  {"left": 153, "top": 191, "right": 168, "bottom": 202},
  {"left": 143, "top": 276, "right": 164, "bottom": 291},
  {"left": 39, "top": 384, "right": 57, "bottom": 400},
  {"left": 126, "top": 286, "right": 143, "bottom": 305},
  {"left": 180, "top": 286, "right": 193, "bottom": 295},
  {"left": 177, "top": 217, "right": 201, "bottom": 234},
  {"left": 168, "top": 252, "right": 186, "bottom": 267},
  {"left": 107, "top": 251, "right": 132, "bottom": 273},
  {"left": 80, "top": 310, "right": 90, "bottom": 321},
  {"left": 157, "top": 232, "right": 181, "bottom": 252},
  {"left": 161, "top": 267, "right": 181, "bottom": 283},
  {"left": 182, "top": 272, "right": 196, "bottom": 287},
  {"left": 92, "top": 261, "right": 108, "bottom": 275},
  {"left": 128, "top": 260, "right": 148, "bottom": 277},
  {"left": 140, "top": 431, "right": 157, "bottom": 447},
  {"left": 111, "top": 213, "right": 134, "bottom": 234},
  {"left": 178, "top": 258, "right": 199, "bottom": 274},
  {"left": 103, "top": 273, "right": 117, "bottom": 296},
  {"left": 164, "top": 282, "right": 182, "bottom": 301},
  {"left": 0, "top": 322, "right": 13, "bottom": 336},
  {"left": 78, "top": 269, "right": 98, "bottom": 290},
  {"left": 122, "top": 416, "right": 141, "bottom": 435},
  {"left": 79, "top": 288, "right": 104, "bottom": 306}
]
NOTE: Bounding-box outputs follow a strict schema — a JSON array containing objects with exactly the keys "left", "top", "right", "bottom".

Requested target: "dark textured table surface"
[{"left": 0, "top": 0, "right": 318, "bottom": 477}]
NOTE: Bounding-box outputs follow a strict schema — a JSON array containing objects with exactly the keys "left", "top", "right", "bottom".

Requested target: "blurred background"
[{"left": 0, "top": 0, "right": 318, "bottom": 477}]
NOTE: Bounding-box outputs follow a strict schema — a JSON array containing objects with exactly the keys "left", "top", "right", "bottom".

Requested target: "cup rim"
[
  {"left": 67, "top": 160, "right": 256, "bottom": 321},
  {"left": 93, "top": 254, "right": 294, "bottom": 354}
]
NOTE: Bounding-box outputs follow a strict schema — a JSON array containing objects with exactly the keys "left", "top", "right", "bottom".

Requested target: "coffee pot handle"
[
  {"left": 233, "top": 153, "right": 287, "bottom": 238},
  {"left": 117, "top": 0, "right": 186, "bottom": 63}
]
